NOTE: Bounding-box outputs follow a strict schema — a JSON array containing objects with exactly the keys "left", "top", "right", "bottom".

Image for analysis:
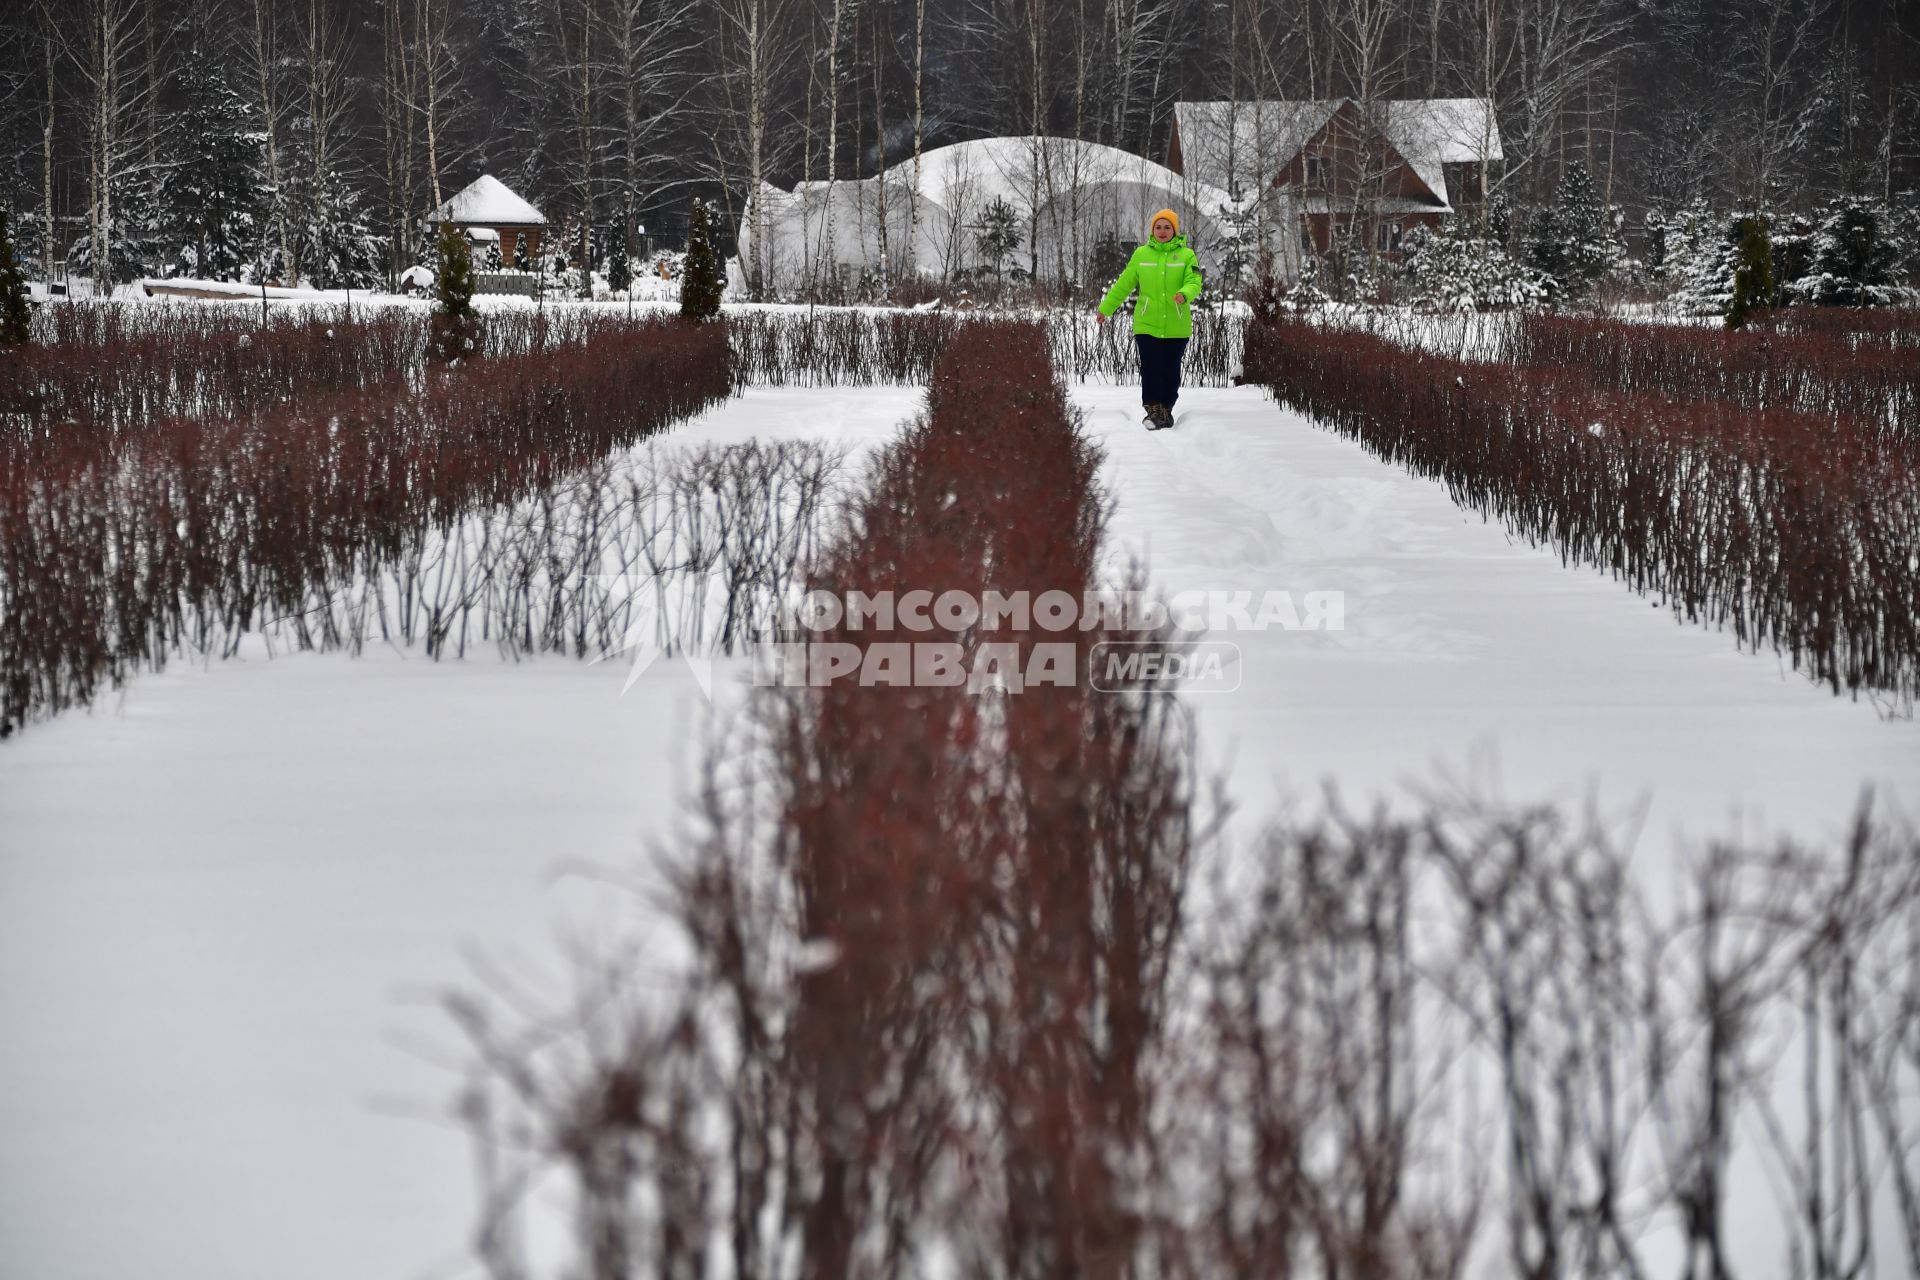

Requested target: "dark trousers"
[{"left": 1136, "top": 334, "right": 1188, "bottom": 409}]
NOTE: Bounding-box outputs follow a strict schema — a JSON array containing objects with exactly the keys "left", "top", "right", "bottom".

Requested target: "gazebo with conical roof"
[{"left": 429, "top": 174, "right": 548, "bottom": 266}]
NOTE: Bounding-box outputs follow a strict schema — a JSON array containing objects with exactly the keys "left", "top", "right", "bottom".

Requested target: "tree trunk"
[
  {"left": 40, "top": 0, "right": 56, "bottom": 285},
  {"left": 254, "top": 0, "right": 293, "bottom": 284},
  {"left": 910, "top": 0, "right": 924, "bottom": 278}
]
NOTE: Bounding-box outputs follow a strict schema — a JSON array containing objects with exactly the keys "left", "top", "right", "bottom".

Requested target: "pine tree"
[
  {"left": 160, "top": 60, "right": 262, "bottom": 281},
  {"left": 513, "top": 235, "right": 532, "bottom": 272},
  {"left": 69, "top": 172, "right": 165, "bottom": 288},
  {"left": 1789, "top": 197, "right": 1898, "bottom": 306},
  {"left": 1090, "top": 230, "right": 1131, "bottom": 293},
  {"left": 1769, "top": 213, "right": 1817, "bottom": 296},
  {"left": 292, "top": 172, "right": 384, "bottom": 290},
  {"left": 1213, "top": 199, "right": 1260, "bottom": 293},
  {"left": 0, "top": 208, "right": 33, "bottom": 346},
  {"left": 1643, "top": 209, "right": 1670, "bottom": 279},
  {"left": 1884, "top": 200, "right": 1919, "bottom": 292},
  {"left": 1725, "top": 215, "right": 1774, "bottom": 328},
  {"left": 974, "top": 196, "right": 1022, "bottom": 285},
  {"left": 679, "top": 198, "right": 722, "bottom": 321},
  {"left": 607, "top": 225, "right": 631, "bottom": 295},
  {"left": 430, "top": 222, "right": 480, "bottom": 362},
  {"left": 1666, "top": 202, "right": 1736, "bottom": 316},
  {"left": 1524, "top": 164, "right": 1619, "bottom": 304},
  {"left": 1404, "top": 218, "right": 1549, "bottom": 312}
]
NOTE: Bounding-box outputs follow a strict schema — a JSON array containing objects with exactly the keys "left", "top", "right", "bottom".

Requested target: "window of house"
[
  {"left": 1376, "top": 221, "right": 1403, "bottom": 252},
  {"left": 1304, "top": 156, "right": 1327, "bottom": 189},
  {"left": 1445, "top": 162, "right": 1484, "bottom": 202}
]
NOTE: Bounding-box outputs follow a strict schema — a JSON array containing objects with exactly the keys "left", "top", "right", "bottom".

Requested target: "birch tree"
[
  {"left": 61, "top": 0, "right": 168, "bottom": 293},
  {"left": 708, "top": 0, "right": 801, "bottom": 297},
  {"left": 291, "top": 0, "right": 355, "bottom": 285},
  {"left": 556, "top": 0, "right": 598, "bottom": 294},
  {"left": 247, "top": 0, "right": 294, "bottom": 281},
  {"left": 607, "top": 0, "right": 698, "bottom": 261}
]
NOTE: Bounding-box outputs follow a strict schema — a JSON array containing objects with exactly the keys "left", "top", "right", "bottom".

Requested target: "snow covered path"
[{"left": 1075, "top": 382, "right": 1920, "bottom": 859}]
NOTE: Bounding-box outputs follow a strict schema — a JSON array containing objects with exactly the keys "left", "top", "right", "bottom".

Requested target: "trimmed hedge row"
[
  {"left": 1246, "top": 314, "right": 1920, "bottom": 705},
  {"left": 1511, "top": 314, "right": 1917, "bottom": 439},
  {"left": 0, "top": 318, "right": 732, "bottom": 736},
  {"left": 643, "top": 319, "right": 1202, "bottom": 1276}
]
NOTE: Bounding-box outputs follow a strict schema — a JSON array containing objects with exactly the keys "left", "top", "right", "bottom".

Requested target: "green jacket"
[{"left": 1099, "top": 235, "right": 1205, "bottom": 339}]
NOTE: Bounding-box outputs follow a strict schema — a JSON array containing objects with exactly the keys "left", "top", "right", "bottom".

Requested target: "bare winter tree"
[
  {"left": 908, "top": 0, "right": 927, "bottom": 272},
  {"left": 37, "top": 0, "right": 59, "bottom": 282},
  {"left": 705, "top": 0, "right": 803, "bottom": 297},
  {"left": 605, "top": 0, "right": 699, "bottom": 258},
  {"left": 58, "top": 0, "right": 166, "bottom": 294},
  {"left": 293, "top": 0, "right": 356, "bottom": 285},
  {"left": 1648, "top": 842, "right": 1803, "bottom": 1280},
  {"left": 554, "top": 0, "right": 599, "bottom": 294},
  {"left": 1509, "top": 0, "right": 1635, "bottom": 204},
  {"left": 1738, "top": 802, "right": 1920, "bottom": 1280},
  {"left": 1721, "top": 0, "right": 1833, "bottom": 208},
  {"left": 378, "top": 0, "right": 415, "bottom": 281},
  {"left": 243, "top": 0, "right": 294, "bottom": 282},
  {"left": 375, "top": 0, "right": 459, "bottom": 277}
]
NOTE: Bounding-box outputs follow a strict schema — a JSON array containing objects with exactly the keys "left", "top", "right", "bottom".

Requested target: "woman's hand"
[
  {"left": 1174, "top": 293, "right": 1187, "bottom": 305},
  {"left": 1094, "top": 310, "right": 1107, "bottom": 325}
]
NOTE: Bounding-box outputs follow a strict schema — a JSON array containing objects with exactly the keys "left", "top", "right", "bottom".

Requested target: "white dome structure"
[{"left": 735, "top": 135, "right": 1288, "bottom": 295}]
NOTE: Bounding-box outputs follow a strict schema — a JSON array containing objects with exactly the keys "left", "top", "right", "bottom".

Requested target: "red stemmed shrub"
[
  {"left": 0, "top": 317, "right": 731, "bottom": 735},
  {"left": 1245, "top": 314, "right": 1920, "bottom": 705},
  {"left": 1510, "top": 313, "right": 1917, "bottom": 440}
]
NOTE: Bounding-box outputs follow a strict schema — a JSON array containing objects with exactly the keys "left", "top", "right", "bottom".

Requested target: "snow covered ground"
[
  {"left": 1078, "top": 382, "right": 1919, "bottom": 858},
  {"left": 0, "top": 387, "right": 918, "bottom": 1280},
  {"left": 3, "top": 380, "right": 1916, "bottom": 1279}
]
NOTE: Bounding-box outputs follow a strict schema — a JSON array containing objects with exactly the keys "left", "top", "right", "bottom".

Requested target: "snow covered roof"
[
  {"left": 1174, "top": 99, "right": 1502, "bottom": 209},
  {"left": 429, "top": 175, "right": 546, "bottom": 227},
  {"left": 785, "top": 136, "right": 1236, "bottom": 224},
  {"left": 738, "top": 134, "right": 1292, "bottom": 291},
  {"left": 1172, "top": 100, "right": 1342, "bottom": 197},
  {"left": 1378, "top": 100, "right": 1503, "bottom": 207}
]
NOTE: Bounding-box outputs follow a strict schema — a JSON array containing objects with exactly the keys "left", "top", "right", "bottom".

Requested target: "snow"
[
  {"left": 427, "top": 174, "right": 547, "bottom": 228},
  {"left": 0, "top": 387, "right": 923, "bottom": 1280},
  {"left": 1173, "top": 99, "right": 1342, "bottom": 194},
  {"left": 739, "top": 135, "right": 1245, "bottom": 292},
  {"left": 141, "top": 277, "right": 346, "bottom": 301},
  {"left": 1173, "top": 98, "right": 1503, "bottom": 210},
  {"left": 3, "top": 376, "right": 1916, "bottom": 1279},
  {"left": 1077, "top": 383, "right": 1918, "bottom": 858}
]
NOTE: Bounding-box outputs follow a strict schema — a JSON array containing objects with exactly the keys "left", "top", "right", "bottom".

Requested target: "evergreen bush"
[
  {"left": 1726, "top": 215, "right": 1774, "bottom": 328},
  {"left": 680, "top": 198, "right": 723, "bottom": 321},
  {"left": 973, "top": 197, "right": 1023, "bottom": 285},
  {"left": 1788, "top": 197, "right": 1899, "bottom": 306},
  {"left": 429, "top": 222, "right": 480, "bottom": 363},
  {"left": 0, "top": 208, "right": 32, "bottom": 346},
  {"left": 1524, "top": 164, "right": 1620, "bottom": 304},
  {"left": 608, "top": 228, "right": 632, "bottom": 295},
  {"left": 161, "top": 60, "right": 262, "bottom": 281},
  {"left": 1403, "top": 219, "right": 1550, "bottom": 311}
]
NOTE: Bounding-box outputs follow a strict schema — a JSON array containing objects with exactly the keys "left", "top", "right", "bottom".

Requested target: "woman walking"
[{"left": 1095, "top": 208, "right": 1204, "bottom": 430}]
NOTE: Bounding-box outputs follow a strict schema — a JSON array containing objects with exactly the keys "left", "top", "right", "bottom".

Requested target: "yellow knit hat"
[{"left": 1150, "top": 208, "right": 1180, "bottom": 235}]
